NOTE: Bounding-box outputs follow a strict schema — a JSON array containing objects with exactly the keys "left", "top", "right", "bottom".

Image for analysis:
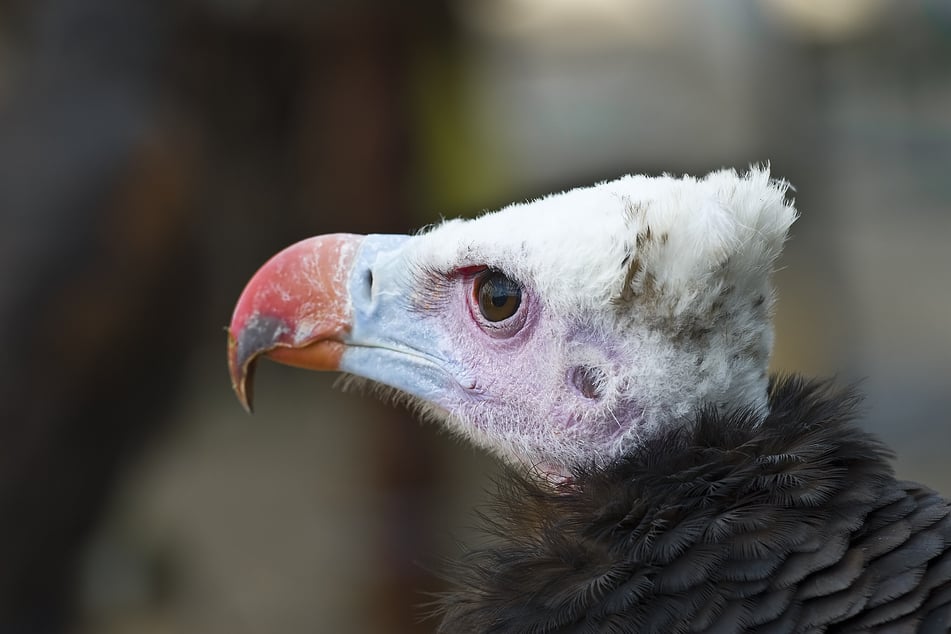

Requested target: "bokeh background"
[{"left": 1, "top": 0, "right": 949, "bottom": 632}]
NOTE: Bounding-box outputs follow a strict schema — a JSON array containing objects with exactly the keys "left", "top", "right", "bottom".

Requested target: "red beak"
[{"left": 227, "top": 234, "right": 365, "bottom": 411}]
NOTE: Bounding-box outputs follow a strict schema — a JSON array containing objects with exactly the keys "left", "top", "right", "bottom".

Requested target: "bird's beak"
[
  {"left": 227, "top": 234, "right": 364, "bottom": 411},
  {"left": 228, "top": 232, "right": 431, "bottom": 412}
]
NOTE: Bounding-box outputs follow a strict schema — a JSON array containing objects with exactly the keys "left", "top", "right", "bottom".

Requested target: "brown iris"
[{"left": 475, "top": 271, "right": 522, "bottom": 322}]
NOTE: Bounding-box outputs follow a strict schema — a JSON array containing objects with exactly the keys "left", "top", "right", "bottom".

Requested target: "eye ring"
[{"left": 474, "top": 270, "right": 522, "bottom": 323}]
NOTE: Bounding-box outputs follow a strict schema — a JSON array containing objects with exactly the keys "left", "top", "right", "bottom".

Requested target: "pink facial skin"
[{"left": 406, "top": 265, "right": 645, "bottom": 472}]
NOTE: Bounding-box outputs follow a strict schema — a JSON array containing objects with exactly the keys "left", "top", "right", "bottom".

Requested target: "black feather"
[{"left": 433, "top": 376, "right": 951, "bottom": 632}]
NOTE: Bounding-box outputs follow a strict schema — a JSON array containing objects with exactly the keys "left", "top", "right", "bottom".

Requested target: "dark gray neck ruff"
[{"left": 434, "top": 376, "right": 951, "bottom": 633}]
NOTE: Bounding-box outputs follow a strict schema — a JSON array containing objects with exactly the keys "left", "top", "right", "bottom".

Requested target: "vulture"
[{"left": 227, "top": 167, "right": 951, "bottom": 632}]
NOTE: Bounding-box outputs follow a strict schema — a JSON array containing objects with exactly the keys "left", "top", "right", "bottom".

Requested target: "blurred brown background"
[{"left": 1, "top": 0, "right": 949, "bottom": 632}]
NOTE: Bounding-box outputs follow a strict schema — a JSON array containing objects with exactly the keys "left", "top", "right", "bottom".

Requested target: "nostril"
[
  {"left": 356, "top": 267, "right": 373, "bottom": 304},
  {"left": 571, "top": 365, "right": 606, "bottom": 400}
]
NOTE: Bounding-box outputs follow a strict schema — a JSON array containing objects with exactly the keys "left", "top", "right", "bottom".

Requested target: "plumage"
[
  {"left": 227, "top": 167, "right": 951, "bottom": 631},
  {"left": 431, "top": 377, "right": 951, "bottom": 632}
]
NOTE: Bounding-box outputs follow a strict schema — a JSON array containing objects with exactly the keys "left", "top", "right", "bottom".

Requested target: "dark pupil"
[{"left": 478, "top": 272, "right": 521, "bottom": 321}]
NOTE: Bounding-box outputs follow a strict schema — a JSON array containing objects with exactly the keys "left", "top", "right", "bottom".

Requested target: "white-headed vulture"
[{"left": 227, "top": 167, "right": 951, "bottom": 632}]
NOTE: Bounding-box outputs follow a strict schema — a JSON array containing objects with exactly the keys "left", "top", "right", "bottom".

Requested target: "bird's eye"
[{"left": 475, "top": 271, "right": 522, "bottom": 322}]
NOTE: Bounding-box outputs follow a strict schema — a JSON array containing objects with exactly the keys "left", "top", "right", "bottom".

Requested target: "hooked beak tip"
[
  {"left": 227, "top": 313, "right": 303, "bottom": 413},
  {"left": 227, "top": 328, "right": 256, "bottom": 413}
]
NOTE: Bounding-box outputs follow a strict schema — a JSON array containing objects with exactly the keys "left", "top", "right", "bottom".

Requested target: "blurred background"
[{"left": 1, "top": 0, "right": 949, "bottom": 632}]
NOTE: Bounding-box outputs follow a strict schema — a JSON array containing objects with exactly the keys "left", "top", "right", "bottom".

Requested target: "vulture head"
[{"left": 228, "top": 167, "right": 795, "bottom": 480}]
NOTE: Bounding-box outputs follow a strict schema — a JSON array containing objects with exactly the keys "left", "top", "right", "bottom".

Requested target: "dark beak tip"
[
  {"left": 227, "top": 314, "right": 297, "bottom": 413},
  {"left": 227, "top": 328, "right": 257, "bottom": 414},
  {"left": 236, "top": 362, "right": 256, "bottom": 414}
]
